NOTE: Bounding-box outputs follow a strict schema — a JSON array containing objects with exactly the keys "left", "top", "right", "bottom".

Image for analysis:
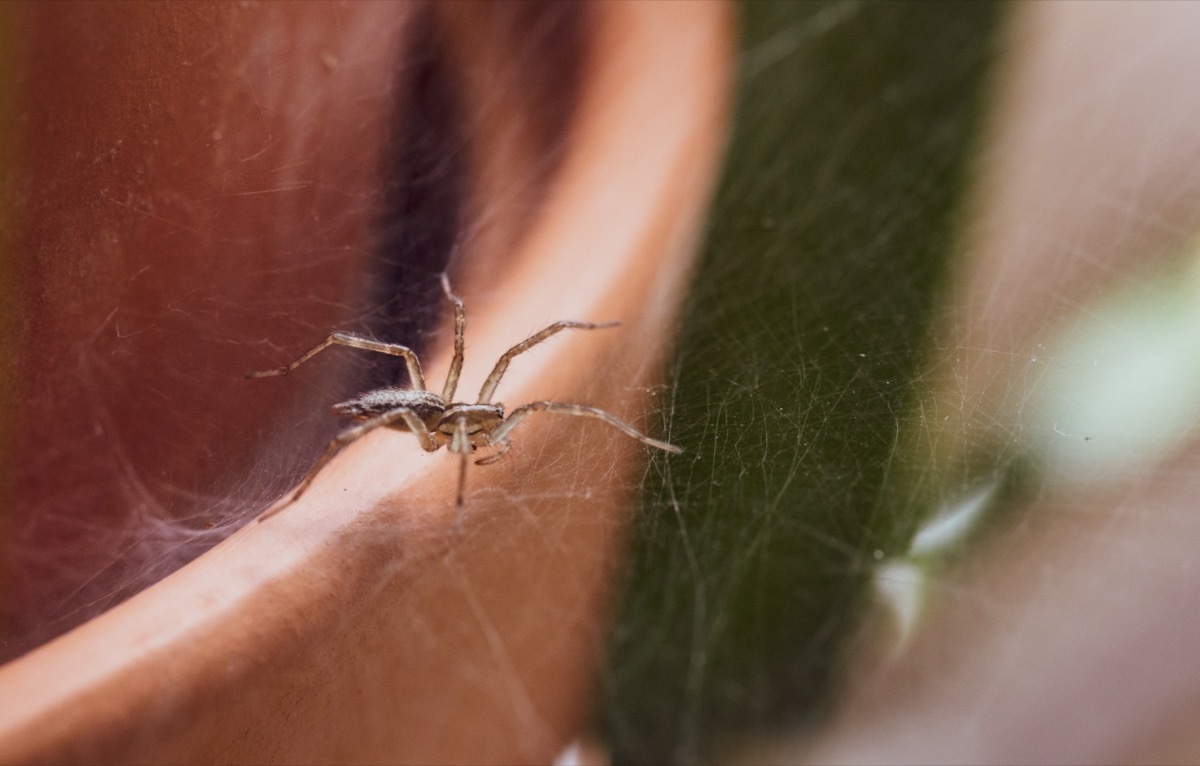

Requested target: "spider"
[{"left": 248, "top": 275, "right": 682, "bottom": 522}]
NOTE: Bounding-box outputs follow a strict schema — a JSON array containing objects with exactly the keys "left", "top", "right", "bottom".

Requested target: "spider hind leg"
[{"left": 256, "top": 405, "right": 435, "bottom": 522}]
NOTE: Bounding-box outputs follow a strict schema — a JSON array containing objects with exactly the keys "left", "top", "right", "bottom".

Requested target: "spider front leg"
[
  {"left": 257, "top": 406, "right": 436, "bottom": 522},
  {"left": 439, "top": 274, "right": 467, "bottom": 402},
  {"left": 476, "top": 321, "right": 620, "bottom": 404},
  {"left": 452, "top": 415, "right": 471, "bottom": 528},
  {"left": 490, "top": 401, "right": 683, "bottom": 454},
  {"left": 246, "top": 332, "right": 427, "bottom": 392}
]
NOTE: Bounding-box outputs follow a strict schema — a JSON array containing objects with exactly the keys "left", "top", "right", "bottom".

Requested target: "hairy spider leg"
[
  {"left": 476, "top": 320, "right": 621, "bottom": 404},
  {"left": 491, "top": 401, "right": 683, "bottom": 454},
  {"left": 246, "top": 332, "right": 427, "bottom": 392},
  {"left": 452, "top": 415, "right": 471, "bottom": 526},
  {"left": 439, "top": 274, "right": 467, "bottom": 402},
  {"left": 257, "top": 406, "right": 435, "bottom": 522}
]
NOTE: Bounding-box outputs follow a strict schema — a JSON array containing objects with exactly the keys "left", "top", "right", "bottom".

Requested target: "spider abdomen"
[{"left": 332, "top": 387, "right": 446, "bottom": 429}]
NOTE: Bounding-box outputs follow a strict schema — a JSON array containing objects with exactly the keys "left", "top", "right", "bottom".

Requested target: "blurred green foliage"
[{"left": 601, "top": 1, "right": 1003, "bottom": 761}]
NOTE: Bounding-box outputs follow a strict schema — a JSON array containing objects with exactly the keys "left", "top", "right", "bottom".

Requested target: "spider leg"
[
  {"left": 257, "top": 406, "right": 435, "bottom": 522},
  {"left": 453, "top": 415, "right": 470, "bottom": 528},
  {"left": 474, "top": 438, "right": 511, "bottom": 466},
  {"left": 246, "top": 332, "right": 426, "bottom": 391},
  {"left": 476, "top": 320, "right": 620, "bottom": 404},
  {"left": 490, "top": 401, "right": 683, "bottom": 454},
  {"left": 440, "top": 274, "right": 467, "bottom": 402}
]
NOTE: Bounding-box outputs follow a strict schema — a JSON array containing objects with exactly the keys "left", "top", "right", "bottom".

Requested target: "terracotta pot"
[{"left": 0, "top": 2, "right": 733, "bottom": 762}]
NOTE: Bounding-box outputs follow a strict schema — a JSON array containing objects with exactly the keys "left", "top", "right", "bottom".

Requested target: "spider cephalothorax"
[{"left": 249, "top": 276, "right": 681, "bottom": 521}]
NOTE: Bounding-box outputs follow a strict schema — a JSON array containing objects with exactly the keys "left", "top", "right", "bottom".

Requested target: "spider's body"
[
  {"left": 438, "top": 403, "right": 505, "bottom": 444},
  {"left": 334, "top": 388, "right": 506, "bottom": 454},
  {"left": 249, "top": 275, "right": 681, "bottom": 521},
  {"left": 333, "top": 387, "right": 445, "bottom": 426}
]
